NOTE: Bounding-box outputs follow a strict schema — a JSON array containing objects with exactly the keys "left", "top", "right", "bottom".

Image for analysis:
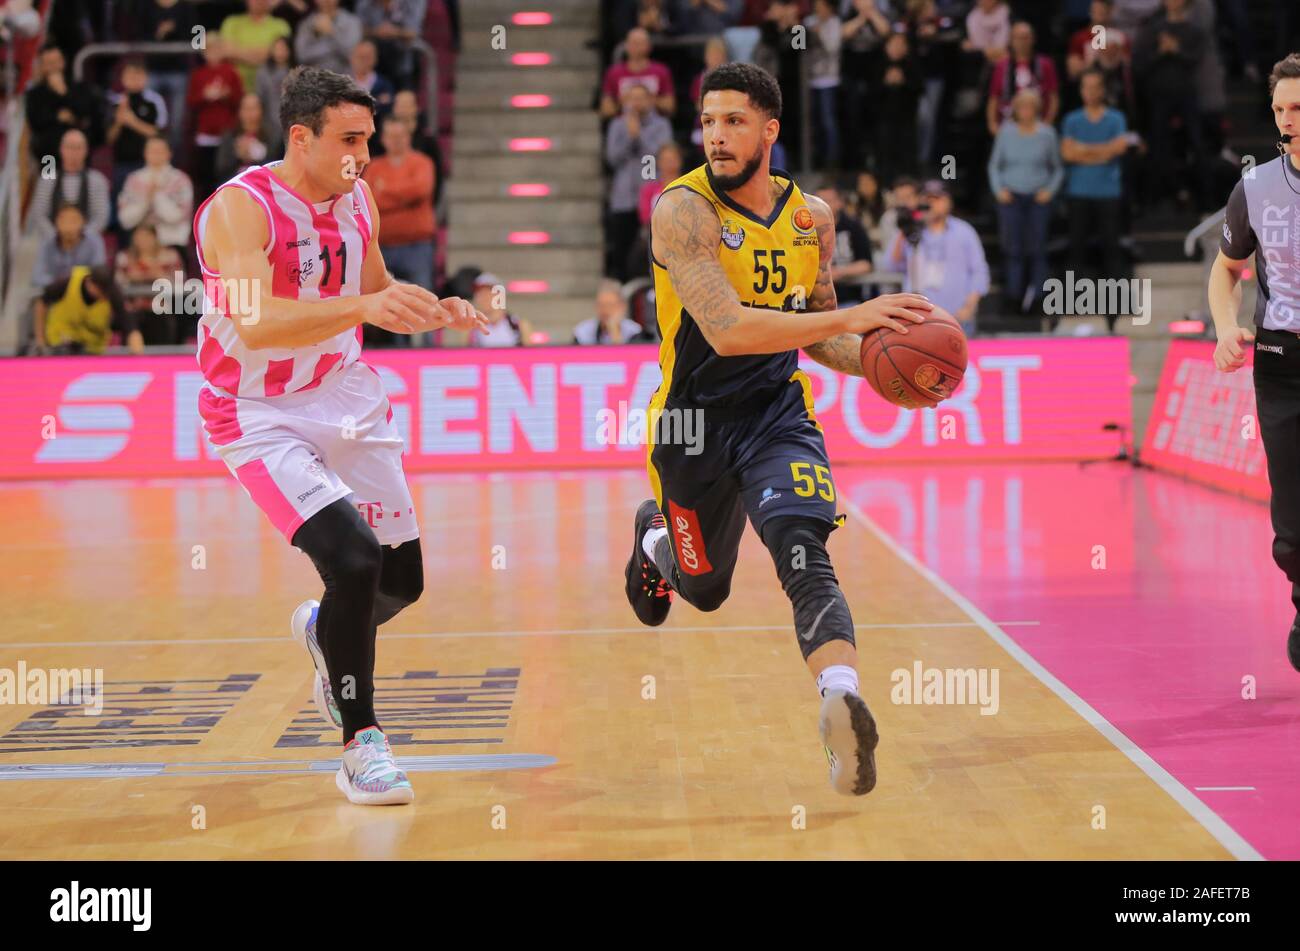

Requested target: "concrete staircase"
[{"left": 447, "top": 0, "right": 603, "bottom": 339}]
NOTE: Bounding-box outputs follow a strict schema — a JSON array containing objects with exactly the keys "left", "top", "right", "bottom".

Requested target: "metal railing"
[
  {"left": 1183, "top": 207, "right": 1226, "bottom": 259},
  {"left": 0, "top": 95, "right": 23, "bottom": 312}
]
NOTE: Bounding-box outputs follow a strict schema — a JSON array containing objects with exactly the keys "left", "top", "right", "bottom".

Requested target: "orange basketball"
[{"left": 860, "top": 305, "right": 968, "bottom": 409}]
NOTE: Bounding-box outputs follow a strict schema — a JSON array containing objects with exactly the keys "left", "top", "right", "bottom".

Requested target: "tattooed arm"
[
  {"left": 652, "top": 187, "right": 860, "bottom": 356},
  {"left": 801, "top": 194, "right": 871, "bottom": 378},
  {"left": 800, "top": 193, "right": 937, "bottom": 376},
  {"left": 651, "top": 188, "right": 934, "bottom": 357}
]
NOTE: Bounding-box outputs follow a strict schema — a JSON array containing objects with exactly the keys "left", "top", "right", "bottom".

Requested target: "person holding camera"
[{"left": 887, "top": 180, "right": 989, "bottom": 335}]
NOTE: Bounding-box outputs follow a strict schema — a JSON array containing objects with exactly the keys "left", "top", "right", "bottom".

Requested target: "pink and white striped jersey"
[{"left": 193, "top": 162, "right": 374, "bottom": 399}]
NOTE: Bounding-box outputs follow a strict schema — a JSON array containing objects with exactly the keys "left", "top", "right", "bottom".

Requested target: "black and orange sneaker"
[{"left": 625, "top": 499, "right": 673, "bottom": 626}]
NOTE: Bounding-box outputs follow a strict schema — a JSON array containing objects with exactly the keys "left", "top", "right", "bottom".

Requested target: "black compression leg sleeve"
[
  {"left": 761, "top": 516, "right": 856, "bottom": 661},
  {"left": 292, "top": 498, "right": 384, "bottom": 743},
  {"left": 372, "top": 538, "right": 425, "bottom": 628}
]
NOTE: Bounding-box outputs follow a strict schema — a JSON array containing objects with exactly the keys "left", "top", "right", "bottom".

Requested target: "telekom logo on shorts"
[
  {"left": 36, "top": 372, "right": 153, "bottom": 464},
  {"left": 668, "top": 501, "right": 712, "bottom": 576},
  {"left": 356, "top": 501, "right": 384, "bottom": 528}
]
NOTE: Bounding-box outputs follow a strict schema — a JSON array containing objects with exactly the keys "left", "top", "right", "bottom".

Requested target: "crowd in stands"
[
  {"left": 15, "top": 0, "right": 455, "bottom": 355},
  {"left": 599, "top": 0, "right": 1298, "bottom": 333},
  {"left": 9, "top": 0, "right": 1298, "bottom": 355}
]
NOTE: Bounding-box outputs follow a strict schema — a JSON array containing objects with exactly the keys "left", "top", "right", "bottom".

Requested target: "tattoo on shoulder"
[
  {"left": 804, "top": 193, "right": 838, "bottom": 315},
  {"left": 653, "top": 188, "right": 739, "bottom": 335}
]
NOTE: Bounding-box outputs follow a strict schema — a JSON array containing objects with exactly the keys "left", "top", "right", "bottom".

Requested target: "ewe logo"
[
  {"left": 36, "top": 373, "right": 152, "bottom": 464},
  {"left": 668, "top": 501, "right": 712, "bottom": 575}
]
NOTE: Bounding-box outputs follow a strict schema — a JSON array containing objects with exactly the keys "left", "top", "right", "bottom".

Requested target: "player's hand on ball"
[
  {"left": 436, "top": 296, "right": 489, "bottom": 333},
  {"left": 842, "top": 294, "right": 933, "bottom": 336},
  {"left": 1213, "top": 326, "right": 1254, "bottom": 373},
  {"left": 364, "top": 282, "right": 446, "bottom": 335}
]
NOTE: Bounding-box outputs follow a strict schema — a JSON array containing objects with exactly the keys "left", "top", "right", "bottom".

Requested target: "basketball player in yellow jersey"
[{"left": 623, "top": 63, "right": 934, "bottom": 796}]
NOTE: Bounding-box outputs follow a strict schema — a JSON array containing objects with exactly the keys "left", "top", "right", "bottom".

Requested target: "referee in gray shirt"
[{"left": 1212, "top": 53, "right": 1300, "bottom": 670}]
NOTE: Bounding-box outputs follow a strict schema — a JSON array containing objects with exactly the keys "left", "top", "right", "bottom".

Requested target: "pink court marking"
[{"left": 842, "top": 462, "right": 1292, "bottom": 859}]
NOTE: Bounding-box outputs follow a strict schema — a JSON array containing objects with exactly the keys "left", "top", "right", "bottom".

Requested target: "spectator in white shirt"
[
  {"left": 964, "top": 0, "right": 1010, "bottom": 62},
  {"left": 117, "top": 136, "right": 195, "bottom": 252}
]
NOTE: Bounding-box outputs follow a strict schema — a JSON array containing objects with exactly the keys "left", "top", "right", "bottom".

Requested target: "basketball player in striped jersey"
[
  {"left": 624, "top": 63, "right": 934, "bottom": 795},
  {"left": 195, "top": 66, "right": 486, "bottom": 805}
]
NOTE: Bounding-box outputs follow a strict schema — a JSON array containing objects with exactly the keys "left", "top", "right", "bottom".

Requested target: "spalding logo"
[{"left": 792, "top": 206, "right": 815, "bottom": 234}]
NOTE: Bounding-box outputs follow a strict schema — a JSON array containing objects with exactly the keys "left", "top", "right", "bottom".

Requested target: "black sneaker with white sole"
[{"left": 625, "top": 499, "right": 673, "bottom": 626}]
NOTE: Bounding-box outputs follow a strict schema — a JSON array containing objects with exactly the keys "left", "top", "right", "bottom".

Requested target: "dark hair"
[
  {"left": 121, "top": 56, "right": 147, "bottom": 72},
  {"left": 891, "top": 175, "right": 919, "bottom": 192},
  {"left": 270, "top": 35, "right": 294, "bottom": 63},
  {"left": 279, "top": 66, "right": 376, "bottom": 138},
  {"left": 1270, "top": 53, "right": 1300, "bottom": 95},
  {"left": 53, "top": 202, "right": 85, "bottom": 219},
  {"left": 699, "top": 62, "right": 782, "bottom": 120},
  {"left": 83, "top": 266, "right": 125, "bottom": 316},
  {"left": 1079, "top": 66, "right": 1105, "bottom": 86}
]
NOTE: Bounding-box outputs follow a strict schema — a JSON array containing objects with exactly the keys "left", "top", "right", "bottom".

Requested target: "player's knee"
[
  {"left": 684, "top": 581, "right": 731, "bottom": 613},
  {"left": 381, "top": 539, "right": 424, "bottom": 609},
  {"left": 293, "top": 500, "right": 383, "bottom": 591},
  {"left": 333, "top": 528, "right": 384, "bottom": 589},
  {"left": 762, "top": 516, "right": 855, "bottom": 660}
]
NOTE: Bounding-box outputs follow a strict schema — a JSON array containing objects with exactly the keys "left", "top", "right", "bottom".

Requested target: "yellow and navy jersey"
[{"left": 649, "top": 164, "right": 821, "bottom": 409}]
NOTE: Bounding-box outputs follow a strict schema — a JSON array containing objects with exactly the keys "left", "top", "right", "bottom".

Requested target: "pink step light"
[
  {"left": 510, "top": 138, "right": 552, "bottom": 151},
  {"left": 508, "top": 280, "right": 550, "bottom": 294},
  {"left": 508, "top": 183, "right": 551, "bottom": 197},
  {"left": 509, "top": 232, "right": 551, "bottom": 245}
]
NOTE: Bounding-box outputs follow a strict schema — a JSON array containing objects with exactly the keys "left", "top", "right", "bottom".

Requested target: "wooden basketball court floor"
[{"left": 0, "top": 463, "right": 1280, "bottom": 860}]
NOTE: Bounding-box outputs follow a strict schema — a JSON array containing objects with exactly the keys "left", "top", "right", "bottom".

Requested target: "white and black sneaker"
[
  {"left": 819, "top": 689, "right": 879, "bottom": 796},
  {"left": 291, "top": 599, "right": 342, "bottom": 727}
]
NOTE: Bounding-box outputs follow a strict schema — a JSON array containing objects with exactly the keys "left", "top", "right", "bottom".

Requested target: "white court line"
[
  {"left": 1195, "top": 787, "right": 1257, "bottom": 792},
  {"left": 840, "top": 498, "right": 1263, "bottom": 863},
  {"left": 0, "top": 620, "right": 1040, "bottom": 650}
]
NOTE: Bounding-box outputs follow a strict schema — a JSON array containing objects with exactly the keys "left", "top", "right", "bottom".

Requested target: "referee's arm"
[{"left": 1210, "top": 180, "right": 1256, "bottom": 373}]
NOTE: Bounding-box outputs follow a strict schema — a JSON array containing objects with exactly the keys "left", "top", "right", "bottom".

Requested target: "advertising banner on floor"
[{"left": 1140, "top": 339, "right": 1268, "bottom": 501}]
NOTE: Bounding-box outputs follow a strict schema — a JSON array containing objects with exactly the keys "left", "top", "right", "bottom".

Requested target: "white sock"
[
  {"left": 641, "top": 525, "right": 668, "bottom": 561},
  {"left": 817, "top": 664, "right": 859, "bottom": 699}
]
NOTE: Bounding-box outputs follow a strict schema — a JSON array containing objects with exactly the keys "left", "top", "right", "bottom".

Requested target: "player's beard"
[{"left": 709, "top": 144, "right": 764, "bottom": 192}]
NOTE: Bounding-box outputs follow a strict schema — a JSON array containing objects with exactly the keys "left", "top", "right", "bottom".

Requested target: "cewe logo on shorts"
[{"left": 667, "top": 501, "right": 712, "bottom": 575}]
